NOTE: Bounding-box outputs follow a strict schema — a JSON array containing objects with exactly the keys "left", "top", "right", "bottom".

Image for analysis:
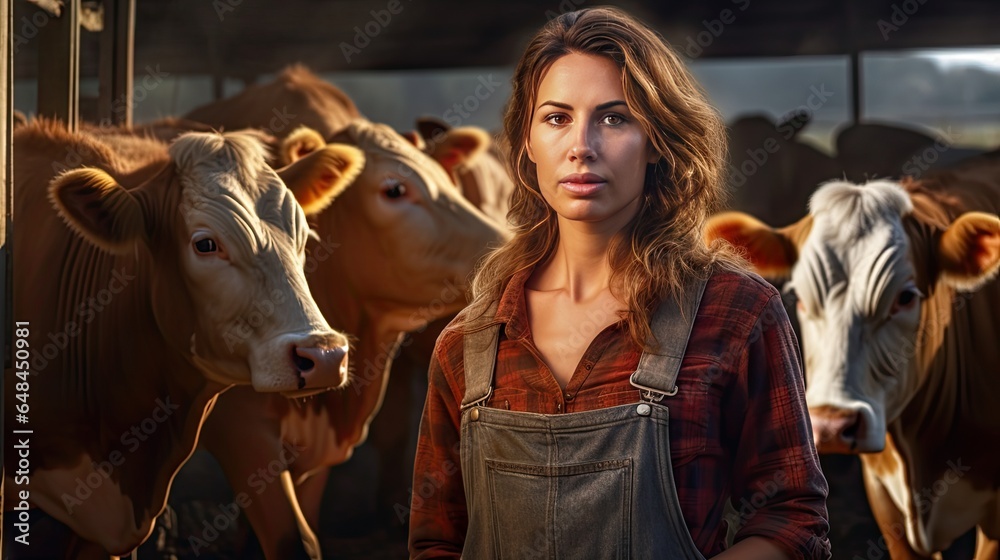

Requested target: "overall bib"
[{"left": 459, "top": 279, "right": 709, "bottom": 560}]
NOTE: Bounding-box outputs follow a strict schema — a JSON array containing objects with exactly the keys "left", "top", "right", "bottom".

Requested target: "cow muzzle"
[
  {"left": 292, "top": 343, "right": 349, "bottom": 391},
  {"left": 248, "top": 332, "right": 350, "bottom": 395},
  {"left": 810, "top": 405, "right": 865, "bottom": 454}
]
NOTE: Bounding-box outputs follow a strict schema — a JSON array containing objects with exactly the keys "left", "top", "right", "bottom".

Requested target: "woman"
[{"left": 408, "top": 7, "right": 831, "bottom": 559}]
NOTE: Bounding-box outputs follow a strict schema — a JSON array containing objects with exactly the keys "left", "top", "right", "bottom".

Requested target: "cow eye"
[
  {"left": 891, "top": 287, "right": 922, "bottom": 315},
  {"left": 383, "top": 181, "right": 407, "bottom": 199},
  {"left": 194, "top": 238, "right": 218, "bottom": 254}
]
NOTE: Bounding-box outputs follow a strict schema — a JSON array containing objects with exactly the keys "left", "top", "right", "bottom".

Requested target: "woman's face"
[{"left": 527, "top": 52, "right": 658, "bottom": 230}]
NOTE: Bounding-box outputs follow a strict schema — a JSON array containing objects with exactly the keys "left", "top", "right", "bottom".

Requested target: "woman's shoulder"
[
  {"left": 434, "top": 299, "right": 502, "bottom": 358},
  {"left": 699, "top": 264, "right": 783, "bottom": 325},
  {"left": 706, "top": 264, "right": 780, "bottom": 302}
]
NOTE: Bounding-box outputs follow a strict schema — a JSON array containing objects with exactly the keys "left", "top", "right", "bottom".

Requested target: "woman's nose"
[{"left": 568, "top": 125, "right": 597, "bottom": 162}]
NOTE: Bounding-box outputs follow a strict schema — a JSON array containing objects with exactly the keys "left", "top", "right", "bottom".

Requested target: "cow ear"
[
  {"left": 427, "top": 127, "right": 490, "bottom": 177},
  {"left": 279, "top": 126, "right": 327, "bottom": 167},
  {"left": 399, "top": 130, "right": 425, "bottom": 150},
  {"left": 938, "top": 211, "right": 1000, "bottom": 291},
  {"left": 279, "top": 143, "right": 365, "bottom": 215},
  {"left": 705, "top": 211, "right": 807, "bottom": 279},
  {"left": 49, "top": 168, "right": 145, "bottom": 253},
  {"left": 416, "top": 116, "right": 450, "bottom": 143}
]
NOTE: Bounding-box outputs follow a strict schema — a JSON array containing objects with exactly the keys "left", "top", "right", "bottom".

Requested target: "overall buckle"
[{"left": 629, "top": 371, "right": 678, "bottom": 402}]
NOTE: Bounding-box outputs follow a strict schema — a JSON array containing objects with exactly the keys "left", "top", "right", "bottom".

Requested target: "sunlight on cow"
[
  {"left": 706, "top": 157, "right": 1000, "bottom": 557},
  {"left": 3, "top": 119, "right": 357, "bottom": 556}
]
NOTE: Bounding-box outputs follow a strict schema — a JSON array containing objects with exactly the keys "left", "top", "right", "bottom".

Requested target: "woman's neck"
[{"left": 529, "top": 219, "right": 620, "bottom": 302}]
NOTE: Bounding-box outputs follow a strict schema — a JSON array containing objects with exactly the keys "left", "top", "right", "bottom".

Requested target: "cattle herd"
[{"left": 3, "top": 65, "right": 998, "bottom": 559}]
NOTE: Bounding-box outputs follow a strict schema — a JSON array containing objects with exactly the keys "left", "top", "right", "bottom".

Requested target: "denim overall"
[{"left": 459, "top": 279, "right": 708, "bottom": 560}]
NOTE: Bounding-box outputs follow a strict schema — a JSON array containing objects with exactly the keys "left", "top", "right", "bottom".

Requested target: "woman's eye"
[
  {"left": 384, "top": 182, "right": 407, "bottom": 199},
  {"left": 194, "top": 238, "right": 218, "bottom": 254},
  {"left": 602, "top": 114, "right": 625, "bottom": 125},
  {"left": 544, "top": 114, "right": 568, "bottom": 126}
]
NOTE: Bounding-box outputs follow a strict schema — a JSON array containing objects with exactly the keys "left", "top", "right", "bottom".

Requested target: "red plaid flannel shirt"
[{"left": 409, "top": 267, "right": 831, "bottom": 559}]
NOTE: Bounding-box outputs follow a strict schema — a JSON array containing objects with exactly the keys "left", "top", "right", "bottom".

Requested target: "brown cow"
[
  {"left": 726, "top": 111, "right": 844, "bottom": 227},
  {"left": 3, "top": 119, "right": 360, "bottom": 556},
  {"left": 413, "top": 116, "right": 514, "bottom": 228},
  {"left": 705, "top": 153, "right": 1000, "bottom": 558},
  {"left": 177, "top": 66, "right": 507, "bottom": 559}
]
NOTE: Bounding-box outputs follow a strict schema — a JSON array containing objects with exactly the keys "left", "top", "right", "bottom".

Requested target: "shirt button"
[
  {"left": 470, "top": 408, "right": 480, "bottom": 421},
  {"left": 565, "top": 392, "right": 573, "bottom": 401},
  {"left": 584, "top": 363, "right": 593, "bottom": 371},
  {"left": 556, "top": 402, "right": 562, "bottom": 413}
]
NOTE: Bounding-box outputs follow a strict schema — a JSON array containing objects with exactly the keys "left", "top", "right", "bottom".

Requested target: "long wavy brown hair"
[{"left": 461, "top": 6, "right": 742, "bottom": 349}]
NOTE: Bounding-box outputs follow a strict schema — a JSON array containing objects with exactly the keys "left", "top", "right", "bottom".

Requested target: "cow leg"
[
  {"left": 200, "top": 393, "right": 317, "bottom": 560},
  {"left": 975, "top": 527, "right": 998, "bottom": 560},
  {"left": 861, "top": 469, "right": 928, "bottom": 560},
  {"left": 293, "top": 467, "right": 330, "bottom": 536},
  {"left": 280, "top": 470, "right": 322, "bottom": 559},
  {"left": 941, "top": 528, "right": 977, "bottom": 560}
]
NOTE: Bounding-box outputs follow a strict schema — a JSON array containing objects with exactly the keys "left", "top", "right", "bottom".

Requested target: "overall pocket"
[{"left": 486, "top": 458, "right": 633, "bottom": 560}]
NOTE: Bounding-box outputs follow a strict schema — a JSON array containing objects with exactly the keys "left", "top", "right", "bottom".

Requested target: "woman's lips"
[
  {"left": 558, "top": 173, "right": 607, "bottom": 196},
  {"left": 559, "top": 180, "right": 606, "bottom": 196}
]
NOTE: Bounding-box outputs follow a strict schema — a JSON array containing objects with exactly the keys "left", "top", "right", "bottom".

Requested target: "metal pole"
[
  {"left": 98, "top": 0, "right": 135, "bottom": 126},
  {"left": 37, "top": 0, "right": 80, "bottom": 130}
]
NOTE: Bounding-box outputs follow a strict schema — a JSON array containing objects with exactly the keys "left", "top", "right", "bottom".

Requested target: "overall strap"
[
  {"left": 629, "top": 277, "right": 709, "bottom": 402},
  {"left": 461, "top": 301, "right": 501, "bottom": 410}
]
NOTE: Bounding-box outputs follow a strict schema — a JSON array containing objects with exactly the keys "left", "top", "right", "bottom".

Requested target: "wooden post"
[
  {"left": 37, "top": 0, "right": 80, "bottom": 130},
  {"left": 98, "top": 0, "right": 135, "bottom": 127}
]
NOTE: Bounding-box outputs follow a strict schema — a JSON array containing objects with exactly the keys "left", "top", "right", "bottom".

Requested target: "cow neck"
[
  {"left": 100, "top": 164, "right": 226, "bottom": 528},
  {"left": 897, "top": 193, "right": 1000, "bottom": 453},
  {"left": 302, "top": 213, "right": 410, "bottom": 452}
]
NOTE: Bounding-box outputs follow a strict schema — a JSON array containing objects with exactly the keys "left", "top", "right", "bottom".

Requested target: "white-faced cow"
[
  {"left": 705, "top": 154, "right": 1000, "bottom": 559},
  {"left": 3, "top": 119, "right": 360, "bottom": 557},
  {"left": 177, "top": 66, "right": 508, "bottom": 559}
]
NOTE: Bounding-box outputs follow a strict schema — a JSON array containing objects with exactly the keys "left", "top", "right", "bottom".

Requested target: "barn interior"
[{"left": 3, "top": 0, "right": 1000, "bottom": 559}]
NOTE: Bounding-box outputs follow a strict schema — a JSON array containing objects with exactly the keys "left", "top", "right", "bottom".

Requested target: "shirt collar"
[{"left": 494, "top": 266, "right": 533, "bottom": 340}]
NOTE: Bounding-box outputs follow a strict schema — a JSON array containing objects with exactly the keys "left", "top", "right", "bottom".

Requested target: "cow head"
[
  {"left": 706, "top": 179, "right": 1000, "bottom": 453},
  {"left": 410, "top": 116, "right": 491, "bottom": 179},
  {"left": 49, "top": 131, "right": 363, "bottom": 396},
  {"left": 303, "top": 120, "right": 508, "bottom": 331}
]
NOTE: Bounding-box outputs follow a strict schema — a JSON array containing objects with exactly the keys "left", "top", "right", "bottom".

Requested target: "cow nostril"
[
  {"left": 292, "top": 347, "right": 315, "bottom": 373},
  {"left": 842, "top": 419, "right": 859, "bottom": 441}
]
